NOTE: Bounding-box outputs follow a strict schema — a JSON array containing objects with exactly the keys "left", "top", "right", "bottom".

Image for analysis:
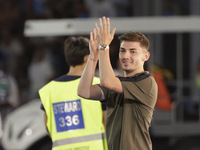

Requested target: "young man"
[
  {"left": 39, "top": 37, "right": 107, "bottom": 150},
  {"left": 78, "top": 17, "right": 158, "bottom": 150}
]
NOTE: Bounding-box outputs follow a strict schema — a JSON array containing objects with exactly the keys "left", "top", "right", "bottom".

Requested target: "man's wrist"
[
  {"left": 98, "top": 44, "right": 109, "bottom": 51},
  {"left": 89, "top": 56, "right": 98, "bottom": 61}
]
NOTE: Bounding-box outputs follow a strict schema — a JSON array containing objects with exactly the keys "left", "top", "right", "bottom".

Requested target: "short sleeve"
[
  {"left": 38, "top": 83, "right": 52, "bottom": 113},
  {"left": 98, "top": 85, "right": 110, "bottom": 103},
  {"left": 40, "top": 104, "right": 45, "bottom": 111},
  {"left": 122, "top": 76, "right": 158, "bottom": 109},
  {"left": 101, "top": 102, "right": 107, "bottom": 111}
]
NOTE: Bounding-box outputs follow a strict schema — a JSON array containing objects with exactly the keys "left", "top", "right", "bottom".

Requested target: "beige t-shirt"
[{"left": 101, "top": 72, "right": 158, "bottom": 150}]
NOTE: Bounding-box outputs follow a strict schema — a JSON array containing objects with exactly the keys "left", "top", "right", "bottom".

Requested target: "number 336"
[{"left": 59, "top": 115, "right": 80, "bottom": 127}]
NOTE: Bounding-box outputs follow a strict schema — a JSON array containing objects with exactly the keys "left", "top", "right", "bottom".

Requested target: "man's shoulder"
[
  {"left": 39, "top": 80, "right": 53, "bottom": 92},
  {"left": 54, "top": 75, "right": 80, "bottom": 82},
  {"left": 118, "top": 72, "right": 151, "bottom": 82}
]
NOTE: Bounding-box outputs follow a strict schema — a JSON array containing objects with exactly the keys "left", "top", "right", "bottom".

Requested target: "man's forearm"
[
  {"left": 78, "top": 56, "right": 99, "bottom": 99},
  {"left": 99, "top": 50, "right": 116, "bottom": 85},
  {"left": 95, "top": 17, "right": 122, "bottom": 93},
  {"left": 99, "top": 50, "right": 122, "bottom": 93}
]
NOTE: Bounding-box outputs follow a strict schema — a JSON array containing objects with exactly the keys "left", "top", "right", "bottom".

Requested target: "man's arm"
[
  {"left": 78, "top": 30, "right": 105, "bottom": 100},
  {"left": 103, "top": 110, "right": 107, "bottom": 130},
  {"left": 96, "top": 17, "right": 123, "bottom": 93},
  {"left": 44, "top": 112, "right": 51, "bottom": 138}
]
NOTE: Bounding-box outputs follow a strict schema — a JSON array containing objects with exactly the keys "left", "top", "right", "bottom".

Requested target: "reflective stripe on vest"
[{"left": 53, "top": 133, "right": 103, "bottom": 148}]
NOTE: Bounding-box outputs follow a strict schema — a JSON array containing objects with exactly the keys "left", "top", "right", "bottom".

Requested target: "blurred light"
[{"left": 25, "top": 128, "right": 32, "bottom": 136}]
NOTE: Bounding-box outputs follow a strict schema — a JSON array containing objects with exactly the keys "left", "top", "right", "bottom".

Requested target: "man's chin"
[
  {"left": 122, "top": 65, "right": 129, "bottom": 70},
  {"left": 123, "top": 68, "right": 131, "bottom": 73}
]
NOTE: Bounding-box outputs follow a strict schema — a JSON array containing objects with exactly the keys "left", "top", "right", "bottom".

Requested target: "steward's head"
[{"left": 64, "top": 37, "right": 89, "bottom": 66}]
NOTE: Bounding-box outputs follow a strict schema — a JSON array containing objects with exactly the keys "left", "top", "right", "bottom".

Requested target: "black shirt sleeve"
[{"left": 40, "top": 104, "right": 45, "bottom": 111}]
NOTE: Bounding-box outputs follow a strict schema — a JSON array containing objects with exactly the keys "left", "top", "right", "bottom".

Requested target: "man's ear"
[
  {"left": 84, "top": 55, "right": 89, "bottom": 62},
  {"left": 143, "top": 51, "right": 150, "bottom": 61}
]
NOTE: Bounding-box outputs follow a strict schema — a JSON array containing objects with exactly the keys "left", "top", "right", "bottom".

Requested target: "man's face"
[{"left": 119, "top": 41, "right": 149, "bottom": 75}]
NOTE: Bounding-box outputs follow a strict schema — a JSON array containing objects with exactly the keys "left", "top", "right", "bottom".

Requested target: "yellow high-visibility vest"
[{"left": 39, "top": 76, "right": 107, "bottom": 150}]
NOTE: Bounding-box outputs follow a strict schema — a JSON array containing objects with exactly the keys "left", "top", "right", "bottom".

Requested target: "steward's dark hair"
[{"left": 64, "top": 37, "right": 89, "bottom": 66}]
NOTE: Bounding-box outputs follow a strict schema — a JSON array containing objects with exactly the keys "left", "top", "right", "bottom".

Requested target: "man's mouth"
[{"left": 123, "top": 61, "right": 129, "bottom": 66}]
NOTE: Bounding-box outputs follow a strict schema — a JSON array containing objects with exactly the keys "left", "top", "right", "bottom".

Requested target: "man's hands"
[
  {"left": 89, "top": 16, "right": 116, "bottom": 61},
  {"left": 95, "top": 16, "right": 116, "bottom": 46},
  {"left": 89, "top": 28, "right": 99, "bottom": 61}
]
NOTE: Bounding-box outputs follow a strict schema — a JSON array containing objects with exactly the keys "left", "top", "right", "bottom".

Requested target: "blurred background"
[{"left": 1, "top": 0, "right": 200, "bottom": 150}]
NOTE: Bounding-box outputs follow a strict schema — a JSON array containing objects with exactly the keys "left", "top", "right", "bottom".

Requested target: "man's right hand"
[
  {"left": 89, "top": 28, "right": 99, "bottom": 61},
  {"left": 96, "top": 16, "right": 116, "bottom": 46}
]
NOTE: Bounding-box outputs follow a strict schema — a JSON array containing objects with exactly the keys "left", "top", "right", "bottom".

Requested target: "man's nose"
[{"left": 123, "top": 51, "right": 130, "bottom": 58}]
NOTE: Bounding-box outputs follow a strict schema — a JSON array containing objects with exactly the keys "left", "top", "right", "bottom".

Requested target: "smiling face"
[{"left": 119, "top": 41, "right": 150, "bottom": 76}]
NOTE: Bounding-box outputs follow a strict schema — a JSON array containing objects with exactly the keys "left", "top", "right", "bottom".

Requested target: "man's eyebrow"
[
  {"left": 120, "top": 47, "right": 125, "bottom": 50},
  {"left": 129, "top": 48, "right": 137, "bottom": 50},
  {"left": 120, "top": 47, "right": 137, "bottom": 50}
]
